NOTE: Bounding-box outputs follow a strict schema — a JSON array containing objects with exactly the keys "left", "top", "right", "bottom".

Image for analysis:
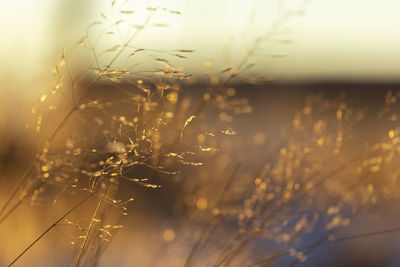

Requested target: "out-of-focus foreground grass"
[{"left": 2, "top": 1, "right": 400, "bottom": 267}]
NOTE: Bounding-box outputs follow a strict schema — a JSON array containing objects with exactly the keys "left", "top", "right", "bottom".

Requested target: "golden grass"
[{"left": 1, "top": 1, "right": 400, "bottom": 266}]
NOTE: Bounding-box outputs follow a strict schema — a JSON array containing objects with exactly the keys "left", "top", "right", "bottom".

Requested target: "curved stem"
[{"left": 0, "top": 9, "right": 155, "bottom": 225}]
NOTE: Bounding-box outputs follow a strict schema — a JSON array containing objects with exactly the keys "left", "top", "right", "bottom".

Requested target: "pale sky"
[{"left": 1, "top": 0, "right": 400, "bottom": 89}]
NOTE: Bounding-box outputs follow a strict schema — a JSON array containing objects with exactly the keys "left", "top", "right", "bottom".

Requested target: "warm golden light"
[{"left": 1, "top": 1, "right": 400, "bottom": 266}]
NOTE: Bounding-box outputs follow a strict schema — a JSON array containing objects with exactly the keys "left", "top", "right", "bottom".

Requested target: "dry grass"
[{"left": 1, "top": 1, "right": 400, "bottom": 266}]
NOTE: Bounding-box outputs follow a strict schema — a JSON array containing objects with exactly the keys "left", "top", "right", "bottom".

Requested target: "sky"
[{"left": 1, "top": 0, "right": 400, "bottom": 89}]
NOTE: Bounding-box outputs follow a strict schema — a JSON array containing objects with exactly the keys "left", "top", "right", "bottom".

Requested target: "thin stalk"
[
  {"left": 75, "top": 182, "right": 111, "bottom": 267},
  {"left": 183, "top": 163, "right": 241, "bottom": 267},
  {"left": 0, "top": 164, "right": 35, "bottom": 220},
  {"left": 213, "top": 150, "right": 372, "bottom": 266},
  {"left": 219, "top": 153, "right": 378, "bottom": 266},
  {"left": 8, "top": 192, "right": 95, "bottom": 266},
  {"left": 248, "top": 224, "right": 400, "bottom": 267},
  {"left": 0, "top": 10, "right": 155, "bottom": 224},
  {"left": 0, "top": 181, "right": 45, "bottom": 224}
]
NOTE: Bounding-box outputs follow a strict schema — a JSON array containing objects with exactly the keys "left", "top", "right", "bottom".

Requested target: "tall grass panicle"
[{"left": 3, "top": 1, "right": 400, "bottom": 267}]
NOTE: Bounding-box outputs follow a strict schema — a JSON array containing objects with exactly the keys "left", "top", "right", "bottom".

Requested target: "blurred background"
[
  {"left": 1, "top": 0, "right": 400, "bottom": 85},
  {"left": 1, "top": 0, "right": 400, "bottom": 266}
]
